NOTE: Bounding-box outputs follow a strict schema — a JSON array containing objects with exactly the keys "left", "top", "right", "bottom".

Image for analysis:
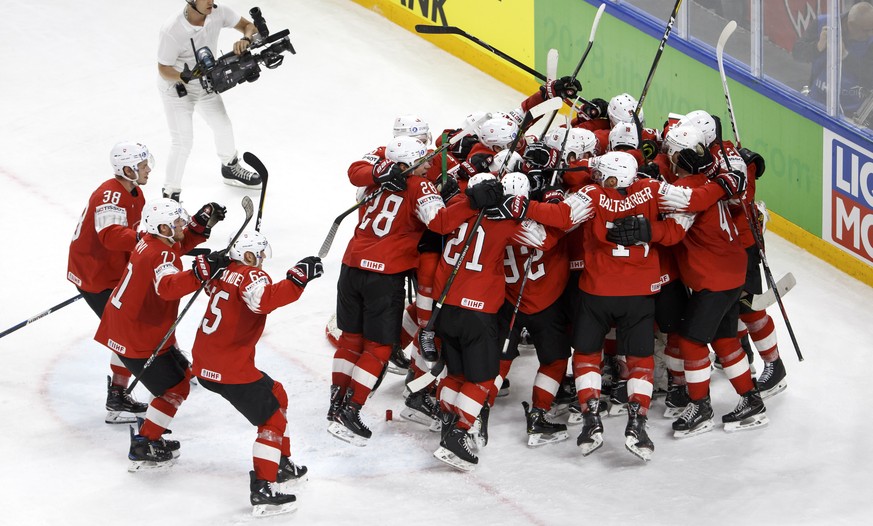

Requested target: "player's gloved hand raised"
[
  {"left": 457, "top": 153, "right": 493, "bottom": 178},
  {"left": 438, "top": 176, "right": 460, "bottom": 203},
  {"left": 606, "top": 214, "right": 652, "bottom": 246},
  {"left": 372, "top": 160, "right": 407, "bottom": 192},
  {"left": 640, "top": 139, "right": 659, "bottom": 162},
  {"left": 521, "top": 142, "right": 559, "bottom": 172},
  {"left": 713, "top": 169, "right": 747, "bottom": 199},
  {"left": 188, "top": 202, "right": 226, "bottom": 237},
  {"left": 580, "top": 98, "right": 609, "bottom": 120},
  {"left": 485, "top": 194, "right": 529, "bottom": 221},
  {"left": 541, "top": 76, "right": 582, "bottom": 100},
  {"left": 465, "top": 178, "right": 503, "bottom": 209},
  {"left": 287, "top": 256, "right": 324, "bottom": 288},
  {"left": 192, "top": 251, "right": 230, "bottom": 282},
  {"left": 738, "top": 147, "right": 766, "bottom": 179}
]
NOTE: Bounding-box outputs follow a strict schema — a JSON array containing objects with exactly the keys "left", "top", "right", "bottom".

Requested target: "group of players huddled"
[{"left": 325, "top": 74, "right": 786, "bottom": 472}]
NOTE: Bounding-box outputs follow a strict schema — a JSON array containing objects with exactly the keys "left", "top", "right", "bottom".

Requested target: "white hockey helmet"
[
  {"left": 607, "top": 93, "right": 643, "bottom": 127},
  {"left": 468, "top": 172, "right": 497, "bottom": 188},
  {"left": 545, "top": 127, "right": 597, "bottom": 162},
  {"left": 608, "top": 123, "right": 639, "bottom": 151},
  {"left": 393, "top": 114, "right": 432, "bottom": 146},
  {"left": 385, "top": 136, "right": 427, "bottom": 166},
  {"left": 592, "top": 152, "right": 638, "bottom": 189},
  {"left": 500, "top": 172, "right": 530, "bottom": 197},
  {"left": 489, "top": 149, "right": 523, "bottom": 174},
  {"left": 663, "top": 124, "right": 706, "bottom": 159},
  {"left": 677, "top": 110, "right": 717, "bottom": 146},
  {"left": 110, "top": 141, "right": 154, "bottom": 183},
  {"left": 141, "top": 198, "right": 189, "bottom": 240},
  {"left": 479, "top": 117, "right": 519, "bottom": 151},
  {"left": 229, "top": 231, "right": 272, "bottom": 264}
]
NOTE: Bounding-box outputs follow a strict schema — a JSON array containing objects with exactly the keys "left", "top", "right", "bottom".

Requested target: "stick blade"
[
  {"left": 716, "top": 20, "right": 737, "bottom": 62},
  {"left": 242, "top": 152, "right": 268, "bottom": 179},
  {"left": 546, "top": 48, "right": 559, "bottom": 81},
  {"left": 415, "top": 24, "right": 461, "bottom": 35},
  {"left": 241, "top": 195, "right": 254, "bottom": 219},
  {"left": 529, "top": 96, "right": 564, "bottom": 119}
]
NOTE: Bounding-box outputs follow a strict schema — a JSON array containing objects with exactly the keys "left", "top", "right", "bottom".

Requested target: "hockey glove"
[
  {"left": 485, "top": 194, "right": 529, "bottom": 221},
  {"left": 676, "top": 147, "right": 714, "bottom": 175},
  {"left": 438, "top": 176, "right": 460, "bottom": 203},
  {"left": 372, "top": 160, "right": 407, "bottom": 192},
  {"left": 640, "top": 139, "right": 659, "bottom": 162},
  {"left": 580, "top": 98, "right": 609, "bottom": 121},
  {"left": 457, "top": 153, "right": 494, "bottom": 179},
  {"left": 450, "top": 134, "right": 479, "bottom": 161},
  {"left": 541, "top": 76, "right": 582, "bottom": 100},
  {"left": 522, "top": 142, "right": 559, "bottom": 172},
  {"left": 713, "top": 169, "right": 747, "bottom": 199},
  {"left": 738, "top": 147, "right": 766, "bottom": 179},
  {"left": 606, "top": 215, "right": 652, "bottom": 246},
  {"left": 542, "top": 185, "right": 565, "bottom": 204},
  {"left": 418, "top": 329, "right": 439, "bottom": 362},
  {"left": 465, "top": 178, "right": 503, "bottom": 209},
  {"left": 637, "top": 162, "right": 661, "bottom": 179},
  {"left": 287, "top": 256, "right": 324, "bottom": 288},
  {"left": 192, "top": 251, "right": 230, "bottom": 282},
  {"left": 189, "top": 202, "right": 226, "bottom": 237}
]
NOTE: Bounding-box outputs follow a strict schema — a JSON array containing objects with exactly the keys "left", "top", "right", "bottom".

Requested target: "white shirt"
[{"left": 156, "top": 4, "right": 240, "bottom": 88}]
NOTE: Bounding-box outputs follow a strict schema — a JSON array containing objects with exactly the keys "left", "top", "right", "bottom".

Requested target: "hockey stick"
[
  {"left": 243, "top": 152, "right": 269, "bottom": 232},
  {"left": 540, "top": 3, "right": 607, "bottom": 140},
  {"left": 716, "top": 19, "right": 802, "bottom": 361},
  {"left": 317, "top": 114, "right": 490, "bottom": 259},
  {"left": 409, "top": 103, "right": 553, "bottom": 393},
  {"left": 502, "top": 255, "right": 535, "bottom": 354},
  {"left": 126, "top": 195, "right": 255, "bottom": 394},
  {"left": 0, "top": 294, "right": 83, "bottom": 339},
  {"left": 750, "top": 272, "right": 796, "bottom": 311},
  {"left": 415, "top": 25, "right": 547, "bottom": 82},
  {"left": 634, "top": 0, "right": 683, "bottom": 119},
  {"left": 711, "top": 114, "right": 803, "bottom": 361}
]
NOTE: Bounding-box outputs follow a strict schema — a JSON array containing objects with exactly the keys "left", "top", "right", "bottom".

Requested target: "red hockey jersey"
[
  {"left": 191, "top": 262, "right": 305, "bottom": 384},
  {"left": 504, "top": 233, "right": 569, "bottom": 314},
  {"left": 67, "top": 179, "right": 144, "bottom": 293},
  {"left": 94, "top": 231, "right": 205, "bottom": 359}
]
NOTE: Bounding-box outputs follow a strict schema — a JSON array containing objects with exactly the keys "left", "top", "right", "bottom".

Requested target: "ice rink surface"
[{"left": 1, "top": 1, "right": 870, "bottom": 524}]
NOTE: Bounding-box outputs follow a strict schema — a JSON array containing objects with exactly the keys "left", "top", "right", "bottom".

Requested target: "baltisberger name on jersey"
[{"left": 598, "top": 186, "right": 654, "bottom": 213}]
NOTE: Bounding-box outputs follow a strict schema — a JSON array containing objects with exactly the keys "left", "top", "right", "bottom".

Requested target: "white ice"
[{"left": 1, "top": 1, "right": 870, "bottom": 524}]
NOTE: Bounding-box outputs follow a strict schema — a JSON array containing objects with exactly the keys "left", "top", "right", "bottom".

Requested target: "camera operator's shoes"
[
  {"left": 162, "top": 188, "right": 181, "bottom": 202},
  {"left": 222, "top": 156, "right": 262, "bottom": 189}
]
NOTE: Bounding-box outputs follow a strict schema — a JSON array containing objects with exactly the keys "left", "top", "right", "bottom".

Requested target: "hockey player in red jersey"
[
  {"left": 431, "top": 173, "right": 556, "bottom": 471},
  {"left": 329, "top": 136, "right": 477, "bottom": 446},
  {"left": 95, "top": 197, "right": 226, "bottom": 469},
  {"left": 191, "top": 231, "right": 320, "bottom": 516},
  {"left": 612, "top": 124, "right": 768, "bottom": 438},
  {"left": 68, "top": 141, "right": 153, "bottom": 424}
]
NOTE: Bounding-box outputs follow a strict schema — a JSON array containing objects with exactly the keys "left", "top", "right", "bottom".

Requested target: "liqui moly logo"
[{"left": 823, "top": 130, "right": 873, "bottom": 264}]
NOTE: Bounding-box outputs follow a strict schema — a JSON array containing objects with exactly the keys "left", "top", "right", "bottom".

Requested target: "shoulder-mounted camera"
[{"left": 182, "top": 7, "right": 295, "bottom": 95}]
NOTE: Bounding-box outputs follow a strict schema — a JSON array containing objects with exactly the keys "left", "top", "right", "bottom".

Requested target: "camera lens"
[{"left": 196, "top": 47, "right": 215, "bottom": 70}]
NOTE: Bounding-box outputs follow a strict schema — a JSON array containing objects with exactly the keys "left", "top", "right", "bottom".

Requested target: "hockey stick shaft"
[
  {"left": 127, "top": 196, "right": 256, "bottom": 394},
  {"left": 635, "top": 0, "right": 683, "bottom": 118},
  {"left": 415, "top": 25, "right": 547, "bottom": 81},
  {"left": 243, "top": 152, "right": 269, "bottom": 232},
  {"left": 502, "top": 255, "right": 534, "bottom": 354},
  {"left": 317, "top": 116, "right": 490, "bottom": 259},
  {"left": 0, "top": 294, "right": 83, "bottom": 339},
  {"left": 540, "top": 4, "right": 606, "bottom": 140}
]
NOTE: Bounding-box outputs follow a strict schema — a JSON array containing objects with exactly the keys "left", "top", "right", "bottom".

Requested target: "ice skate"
[
  {"left": 434, "top": 424, "right": 478, "bottom": 472},
  {"left": 672, "top": 396, "right": 715, "bottom": 438},
  {"left": 757, "top": 358, "right": 787, "bottom": 400},
  {"left": 607, "top": 379, "right": 628, "bottom": 416},
  {"left": 276, "top": 456, "right": 309, "bottom": 488},
  {"left": 549, "top": 375, "right": 576, "bottom": 417},
  {"left": 576, "top": 398, "right": 604, "bottom": 456},
  {"left": 326, "top": 384, "right": 343, "bottom": 422},
  {"left": 386, "top": 344, "right": 411, "bottom": 374},
  {"left": 221, "top": 156, "right": 262, "bottom": 189},
  {"left": 400, "top": 390, "right": 440, "bottom": 431},
  {"left": 468, "top": 404, "right": 490, "bottom": 449},
  {"left": 663, "top": 383, "right": 691, "bottom": 419},
  {"left": 523, "top": 401, "right": 569, "bottom": 447},
  {"left": 624, "top": 402, "right": 654, "bottom": 462},
  {"left": 105, "top": 376, "right": 147, "bottom": 424},
  {"left": 722, "top": 388, "right": 769, "bottom": 432},
  {"left": 127, "top": 426, "right": 176, "bottom": 472},
  {"left": 327, "top": 389, "right": 371, "bottom": 446},
  {"left": 250, "top": 471, "right": 297, "bottom": 517},
  {"left": 498, "top": 378, "right": 510, "bottom": 398}
]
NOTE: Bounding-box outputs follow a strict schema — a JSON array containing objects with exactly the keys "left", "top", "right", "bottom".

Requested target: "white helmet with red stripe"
[
  {"left": 677, "top": 110, "right": 717, "bottom": 146},
  {"left": 500, "top": 172, "right": 530, "bottom": 197},
  {"left": 591, "top": 151, "right": 638, "bottom": 189},
  {"left": 608, "top": 123, "right": 639, "bottom": 151},
  {"left": 479, "top": 117, "right": 519, "bottom": 151},
  {"left": 607, "top": 93, "right": 644, "bottom": 127},
  {"left": 385, "top": 136, "right": 427, "bottom": 166},
  {"left": 393, "top": 114, "right": 432, "bottom": 146}
]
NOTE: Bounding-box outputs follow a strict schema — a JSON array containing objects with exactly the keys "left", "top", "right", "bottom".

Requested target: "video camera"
[{"left": 181, "top": 7, "right": 295, "bottom": 95}]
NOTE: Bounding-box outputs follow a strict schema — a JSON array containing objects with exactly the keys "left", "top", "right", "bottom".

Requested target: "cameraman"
[{"left": 157, "top": 0, "right": 261, "bottom": 200}]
